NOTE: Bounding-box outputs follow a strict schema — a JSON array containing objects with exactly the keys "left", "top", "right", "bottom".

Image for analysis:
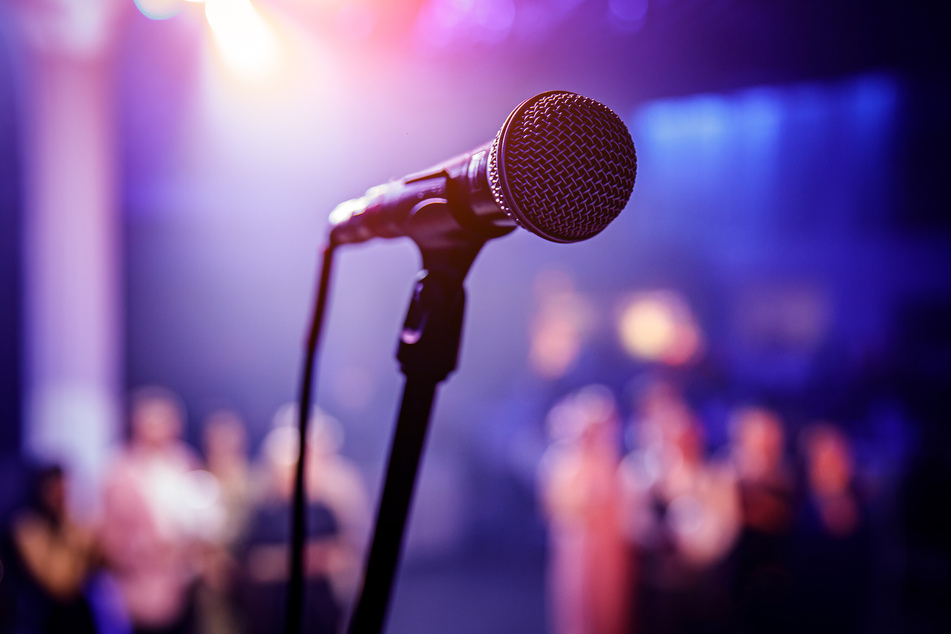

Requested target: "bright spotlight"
[{"left": 204, "top": 0, "right": 283, "bottom": 80}]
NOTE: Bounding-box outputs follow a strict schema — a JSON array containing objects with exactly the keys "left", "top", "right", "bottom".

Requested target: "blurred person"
[
  {"left": 791, "top": 423, "right": 871, "bottom": 634},
  {"left": 2, "top": 465, "right": 98, "bottom": 633},
  {"left": 196, "top": 410, "right": 255, "bottom": 634},
  {"left": 203, "top": 410, "right": 254, "bottom": 548},
  {"left": 237, "top": 406, "right": 364, "bottom": 634},
  {"left": 727, "top": 406, "right": 796, "bottom": 634},
  {"left": 99, "top": 387, "right": 208, "bottom": 634},
  {"left": 539, "top": 385, "right": 630, "bottom": 634},
  {"left": 268, "top": 404, "right": 371, "bottom": 607},
  {"left": 297, "top": 407, "right": 371, "bottom": 610},
  {"left": 619, "top": 385, "right": 739, "bottom": 634}
]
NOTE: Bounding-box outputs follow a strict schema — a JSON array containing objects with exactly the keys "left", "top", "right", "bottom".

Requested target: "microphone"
[{"left": 328, "top": 91, "right": 637, "bottom": 247}]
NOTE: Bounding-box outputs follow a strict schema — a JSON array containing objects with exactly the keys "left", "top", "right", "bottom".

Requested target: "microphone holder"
[{"left": 347, "top": 221, "right": 486, "bottom": 634}]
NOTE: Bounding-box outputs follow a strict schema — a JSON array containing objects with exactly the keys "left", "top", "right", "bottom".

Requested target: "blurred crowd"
[
  {"left": 0, "top": 377, "right": 939, "bottom": 634},
  {"left": 0, "top": 387, "right": 370, "bottom": 634},
  {"left": 539, "top": 380, "right": 876, "bottom": 634}
]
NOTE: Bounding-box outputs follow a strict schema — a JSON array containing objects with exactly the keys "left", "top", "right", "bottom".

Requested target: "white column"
[{"left": 11, "top": 0, "right": 126, "bottom": 512}]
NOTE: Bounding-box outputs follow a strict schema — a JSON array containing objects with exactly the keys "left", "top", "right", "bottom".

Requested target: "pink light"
[{"left": 528, "top": 271, "right": 595, "bottom": 379}]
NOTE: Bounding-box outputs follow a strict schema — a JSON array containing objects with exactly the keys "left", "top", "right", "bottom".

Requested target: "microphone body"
[
  {"left": 329, "top": 91, "right": 637, "bottom": 248},
  {"left": 328, "top": 142, "right": 515, "bottom": 249}
]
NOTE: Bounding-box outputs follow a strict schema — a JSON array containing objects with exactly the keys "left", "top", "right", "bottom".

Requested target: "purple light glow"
[
  {"left": 413, "top": 0, "right": 516, "bottom": 52},
  {"left": 609, "top": 0, "right": 648, "bottom": 25}
]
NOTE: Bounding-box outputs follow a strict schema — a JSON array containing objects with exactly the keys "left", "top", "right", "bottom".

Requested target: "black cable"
[{"left": 284, "top": 242, "right": 337, "bottom": 634}]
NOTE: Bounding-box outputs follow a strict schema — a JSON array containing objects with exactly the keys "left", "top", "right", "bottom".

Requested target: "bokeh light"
[
  {"left": 618, "top": 291, "right": 702, "bottom": 365},
  {"left": 135, "top": 0, "right": 183, "bottom": 21}
]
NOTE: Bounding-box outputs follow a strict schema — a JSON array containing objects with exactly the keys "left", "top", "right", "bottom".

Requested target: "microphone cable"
[{"left": 284, "top": 241, "right": 337, "bottom": 634}]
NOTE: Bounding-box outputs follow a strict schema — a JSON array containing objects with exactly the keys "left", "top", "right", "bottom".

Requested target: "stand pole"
[
  {"left": 347, "top": 237, "right": 484, "bottom": 634},
  {"left": 346, "top": 377, "right": 437, "bottom": 634}
]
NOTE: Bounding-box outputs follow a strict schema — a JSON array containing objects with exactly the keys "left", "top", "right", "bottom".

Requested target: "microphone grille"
[{"left": 488, "top": 92, "right": 637, "bottom": 243}]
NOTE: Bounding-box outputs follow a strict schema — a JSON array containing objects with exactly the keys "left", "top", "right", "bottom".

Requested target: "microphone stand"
[{"left": 347, "top": 224, "right": 486, "bottom": 634}]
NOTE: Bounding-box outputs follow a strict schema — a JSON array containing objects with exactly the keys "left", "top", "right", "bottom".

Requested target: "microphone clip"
[{"left": 396, "top": 236, "right": 485, "bottom": 381}]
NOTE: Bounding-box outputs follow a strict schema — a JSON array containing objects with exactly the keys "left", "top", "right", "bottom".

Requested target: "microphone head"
[{"left": 487, "top": 91, "right": 637, "bottom": 243}]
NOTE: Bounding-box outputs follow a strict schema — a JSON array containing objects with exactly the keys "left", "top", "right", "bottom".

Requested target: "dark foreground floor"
[{"left": 387, "top": 554, "right": 547, "bottom": 634}]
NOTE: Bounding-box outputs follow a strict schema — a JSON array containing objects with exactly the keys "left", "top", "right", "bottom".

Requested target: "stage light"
[
  {"left": 618, "top": 291, "right": 702, "bottom": 365},
  {"left": 204, "top": 0, "right": 284, "bottom": 80}
]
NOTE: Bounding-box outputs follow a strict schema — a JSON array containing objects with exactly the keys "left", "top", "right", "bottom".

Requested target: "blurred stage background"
[{"left": 0, "top": 1, "right": 949, "bottom": 633}]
